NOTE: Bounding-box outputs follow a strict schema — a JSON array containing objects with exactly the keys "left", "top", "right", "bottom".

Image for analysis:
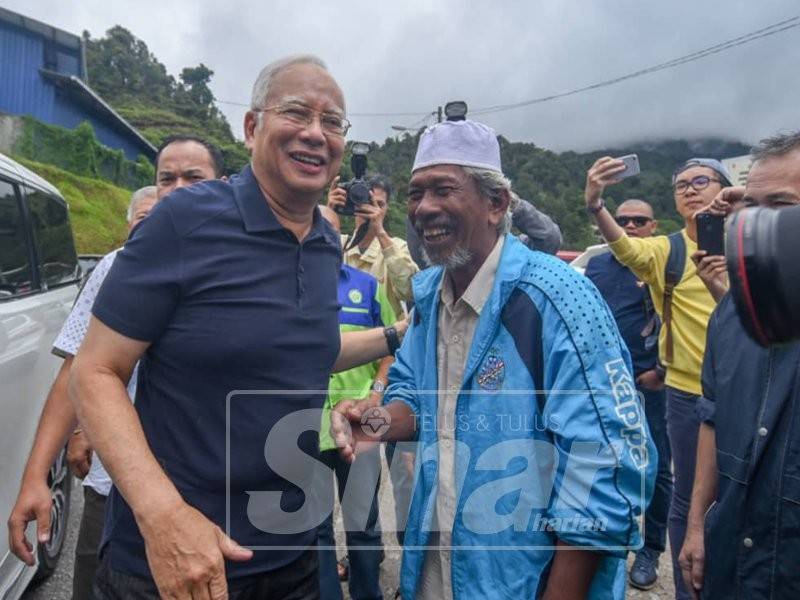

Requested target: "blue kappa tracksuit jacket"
[{"left": 384, "top": 235, "right": 656, "bottom": 599}]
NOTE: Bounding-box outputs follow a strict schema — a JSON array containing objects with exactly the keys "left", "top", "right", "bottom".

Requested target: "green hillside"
[{"left": 17, "top": 158, "right": 130, "bottom": 253}]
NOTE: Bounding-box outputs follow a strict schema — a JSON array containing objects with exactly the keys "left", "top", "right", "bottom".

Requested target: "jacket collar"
[
  {"left": 412, "top": 235, "right": 533, "bottom": 386},
  {"left": 412, "top": 234, "right": 529, "bottom": 321}
]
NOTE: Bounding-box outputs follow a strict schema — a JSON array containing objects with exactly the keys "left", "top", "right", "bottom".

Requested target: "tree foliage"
[
  {"left": 341, "top": 134, "right": 749, "bottom": 248},
  {"left": 83, "top": 27, "right": 249, "bottom": 173}
]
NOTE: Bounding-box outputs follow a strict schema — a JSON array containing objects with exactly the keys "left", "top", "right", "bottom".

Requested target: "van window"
[
  {"left": 25, "top": 187, "right": 79, "bottom": 289},
  {"left": 0, "top": 180, "right": 34, "bottom": 299}
]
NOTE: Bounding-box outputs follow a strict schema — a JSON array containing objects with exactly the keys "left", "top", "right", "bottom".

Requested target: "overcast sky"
[{"left": 5, "top": 0, "right": 800, "bottom": 151}]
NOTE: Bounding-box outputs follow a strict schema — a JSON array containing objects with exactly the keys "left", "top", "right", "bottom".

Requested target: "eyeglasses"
[
  {"left": 673, "top": 175, "right": 721, "bottom": 195},
  {"left": 615, "top": 216, "right": 653, "bottom": 227},
  {"left": 254, "top": 102, "right": 351, "bottom": 137}
]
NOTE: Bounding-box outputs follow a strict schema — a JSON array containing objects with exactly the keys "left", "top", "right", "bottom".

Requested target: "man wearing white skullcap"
[{"left": 332, "top": 118, "right": 655, "bottom": 599}]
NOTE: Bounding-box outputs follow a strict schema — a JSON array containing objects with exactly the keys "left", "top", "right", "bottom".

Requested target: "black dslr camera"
[
  {"left": 726, "top": 204, "right": 800, "bottom": 346},
  {"left": 335, "top": 142, "right": 371, "bottom": 216}
]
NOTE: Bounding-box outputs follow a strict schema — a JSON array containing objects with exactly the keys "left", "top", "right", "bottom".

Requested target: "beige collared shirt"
[
  {"left": 341, "top": 234, "right": 418, "bottom": 317},
  {"left": 418, "top": 236, "right": 505, "bottom": 600}
]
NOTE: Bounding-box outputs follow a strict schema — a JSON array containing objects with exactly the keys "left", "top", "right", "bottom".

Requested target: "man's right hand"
[
  {"left": 139, "top": 501, "right": 252, "bottom": 599},
  {"left": 331, "top": 400, "right": 380, "bottom": 463},
  {"left": 678, "top": 526, "right": 705, "bottom": 600},
  {"left": 7, "top": 478, "right": 52, "bottom": 565},
  {"left": 326, "top": 175, "right": 347, "bottom": 212},
  {"left": 703, "top": 186, "right": 746, "bottom": 217},
  {"left": 584, "top": 156, "right": 626, "bottom": 210}
]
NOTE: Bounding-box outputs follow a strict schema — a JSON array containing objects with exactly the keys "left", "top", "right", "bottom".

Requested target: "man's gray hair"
[
  {"left": 250, "top": 54, "right": 328, "bottom": 111},
  {"left": 751, "top": 131, "right": 800, "bottom": 163},
  {"left": 461, "top": 166, "right": 520, "bottom": 234},
  {"left": 126, "top": 186, "right": 157, "bottom": 223}
]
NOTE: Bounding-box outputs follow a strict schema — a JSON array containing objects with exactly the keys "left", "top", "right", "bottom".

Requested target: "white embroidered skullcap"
[{"left": 412, "top": 119, "right": 502, "bottom": 173}]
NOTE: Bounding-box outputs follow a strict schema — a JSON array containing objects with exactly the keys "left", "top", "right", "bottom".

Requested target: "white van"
[{"left": 0, "top": 152, "right": 79, "bottom": 598}]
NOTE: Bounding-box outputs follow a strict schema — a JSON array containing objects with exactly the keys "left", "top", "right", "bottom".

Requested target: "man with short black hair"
[
  {"left": 585, "top": 198, "right": 672, "bottom": 591},
  {"left": 154, "top": 134, "right": 226, "bottom": 196},
  {"left": 327, "top": 172, "right": 418, "bottom": 316},
  {"left": 584, "top": 156, "right": 730, "bottom": 600},
  {"left": 679, "top": 131, "right": 800, "bottom": 600}
]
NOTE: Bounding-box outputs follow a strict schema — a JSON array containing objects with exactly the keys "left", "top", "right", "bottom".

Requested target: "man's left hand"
[
  {"left": 691, "top": 250, "right": 728, "bottom": 303},
  {"left": 67, "top": 431, "right": 92, "bottom": 479},
  {"left": 636, "top": 369, "right": 664, "bottom": 392},
  {"left": 354, "top": 200, "right": 386, "bottom": 238}
]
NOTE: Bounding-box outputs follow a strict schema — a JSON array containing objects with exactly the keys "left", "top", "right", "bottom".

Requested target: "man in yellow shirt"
[
  {"left": 583, "top": 156, "right": 731, "bottom": 600},
  {"left": 327, "top": 174, "right": 418, "bottom": 316}
]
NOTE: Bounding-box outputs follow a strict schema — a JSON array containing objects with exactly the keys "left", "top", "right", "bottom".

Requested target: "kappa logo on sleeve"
[{"left": 604, "top": 359, "right": 649, "bottom": 469}]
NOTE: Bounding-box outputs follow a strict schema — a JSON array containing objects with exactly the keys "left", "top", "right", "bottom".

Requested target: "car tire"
[{"left": 32, "top": 447, "right": 72, "bottom": 582}]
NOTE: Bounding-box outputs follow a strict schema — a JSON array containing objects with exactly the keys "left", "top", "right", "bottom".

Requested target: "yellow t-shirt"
[{"left": 608, "top": 230, "right": 715, "bottom": 395}]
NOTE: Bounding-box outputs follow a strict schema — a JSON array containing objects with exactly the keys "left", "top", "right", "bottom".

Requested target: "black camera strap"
[{"left": 343, "top": 221, "right": 370, "bottom": 253}]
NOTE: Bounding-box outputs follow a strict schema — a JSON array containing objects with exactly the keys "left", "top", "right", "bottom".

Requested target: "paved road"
[{"left": 19, "top": 472, "right": 674, "bottom": 599}]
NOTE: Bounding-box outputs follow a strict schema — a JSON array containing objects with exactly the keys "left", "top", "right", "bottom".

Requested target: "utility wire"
[
  {"left": 214, "top": 15, "right": 799, "bottom": 118},
  {"left": 471, "top": 15, "right": 800, "bottom": 115}
]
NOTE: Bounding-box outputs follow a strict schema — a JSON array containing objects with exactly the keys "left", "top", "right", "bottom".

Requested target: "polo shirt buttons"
[
  {"left": 743, "top": 537, "right": 754, "bottom": 548},
  {"left": 451, "top": 334, "right": 461, "bottom": 344},
  {"left": 758, "top": 427, "right": 768, "bottom": 437}
]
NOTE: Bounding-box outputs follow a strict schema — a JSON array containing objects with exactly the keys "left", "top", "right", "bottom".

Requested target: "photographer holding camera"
[
  {"left": 327, "top": 169, "right": 418, "bottom": 317},
  {"left": 678, "top": 132, "right": 800, "bottom": 600}
]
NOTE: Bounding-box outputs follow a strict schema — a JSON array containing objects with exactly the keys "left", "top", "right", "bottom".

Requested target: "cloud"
[{"left": 5, "top": 0, "right": 800, "bottom": 150}]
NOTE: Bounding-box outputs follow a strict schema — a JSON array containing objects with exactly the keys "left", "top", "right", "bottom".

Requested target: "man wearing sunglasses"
[
  {"left": 584, "top": 199, "right": 672, "bottom": 592},
  {"left": 584, "top": 157, "right": 732, "bottom": 600}
]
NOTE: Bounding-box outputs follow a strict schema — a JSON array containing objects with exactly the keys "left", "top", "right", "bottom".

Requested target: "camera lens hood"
[{"left": 726, "top": 205, "right": 800, "bottom": 346}]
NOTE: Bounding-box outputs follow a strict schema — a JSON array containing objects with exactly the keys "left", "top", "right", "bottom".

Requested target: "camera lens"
[
  {"left": 349, "top": 181, "right": 371, "bottom": 206},
  {"left": 726, "top": 205, "right": 800, "bottom": 346}
]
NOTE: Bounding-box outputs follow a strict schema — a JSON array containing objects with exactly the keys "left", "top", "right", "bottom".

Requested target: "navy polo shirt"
[
  {"left": 92, "top": 165, "right": 341, "bottom": 580},
  {"left": 585, "top": 251, "right": 657, "bottom": 376}
]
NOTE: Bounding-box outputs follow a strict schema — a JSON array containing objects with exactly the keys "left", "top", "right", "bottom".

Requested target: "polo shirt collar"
[
  {"left": 231, "top": 165, "right": 283, "bottom": 233},
  {"left": 232, "top": 164, "right": 339, "bottom": 247}
]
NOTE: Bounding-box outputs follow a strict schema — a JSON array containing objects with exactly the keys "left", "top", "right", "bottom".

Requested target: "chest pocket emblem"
[
  {"left": 477, "top": 347, "right": 505, "bottom": 391},
  {"left": 348, "top": 288, "right": 363, "bottom": 304}
]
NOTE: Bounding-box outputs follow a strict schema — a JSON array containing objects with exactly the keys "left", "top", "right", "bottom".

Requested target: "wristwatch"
[
  {"left": 383, "top": 326, "right": 401, "bottom": 355},
  {"left": 371, "top": 380, "right": 386, "bottom": 394},
  {"left": 586, "top": 198, "right": 605, "bottom": 215}
]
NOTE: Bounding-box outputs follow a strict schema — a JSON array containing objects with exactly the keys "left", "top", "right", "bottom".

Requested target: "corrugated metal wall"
[
  {"left": 52, "top": 92, "right": 146, "bottom": 161},
  {"left": 0, "top": 20, "right": 150, "bottom": 161},
  {"left": 0, "top": 23, "right": 56, "bottom": 122}
]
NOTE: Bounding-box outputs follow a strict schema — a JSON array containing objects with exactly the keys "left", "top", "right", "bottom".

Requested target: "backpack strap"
[{"left": 662, "top": 231, "right": 686, "bottom": 363}]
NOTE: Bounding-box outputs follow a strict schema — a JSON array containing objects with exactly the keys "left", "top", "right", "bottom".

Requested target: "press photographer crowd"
[{"left": 7, "top": 54, "right": 800, "bottom": 600}]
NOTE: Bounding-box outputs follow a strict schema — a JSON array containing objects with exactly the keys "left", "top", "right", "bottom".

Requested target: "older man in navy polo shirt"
[{"left": 69, "top": 55, "right": 404, "bottom": 600}]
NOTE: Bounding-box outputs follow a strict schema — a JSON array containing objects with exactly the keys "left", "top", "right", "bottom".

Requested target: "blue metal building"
[{"left": 0, "top": 7, "right": 156, "bottom": 161}]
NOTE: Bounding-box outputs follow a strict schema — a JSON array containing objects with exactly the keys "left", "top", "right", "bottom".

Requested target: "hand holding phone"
[{"left": 614, "top": 154, "right": 640, "bottom": 181}]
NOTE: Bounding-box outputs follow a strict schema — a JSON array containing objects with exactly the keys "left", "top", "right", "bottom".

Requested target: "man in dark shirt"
[
  {"left": 679, "top": 131, "right": 800, "bottom": 599},
  {"left": 69, "top": 55, "right": 404, "bottom": 599},
  {"left": 585, "top": 199, "right": 672, "bottom": 591}
]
